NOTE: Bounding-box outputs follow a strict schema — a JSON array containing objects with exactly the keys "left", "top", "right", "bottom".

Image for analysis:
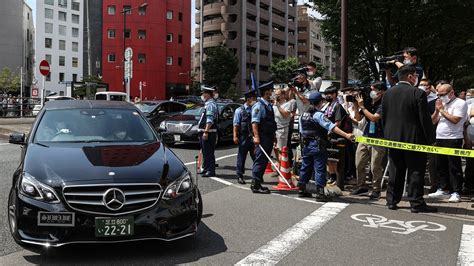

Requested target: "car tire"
[
  {"left": 8, "top": 187, "right": 27, "bottom": 248},
  {"left": 196, "top": 189, "right": 203, "bottom": 226}
]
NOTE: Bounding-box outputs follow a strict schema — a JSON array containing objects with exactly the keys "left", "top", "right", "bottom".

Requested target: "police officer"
[
  {"left": 198, "top": 85, "right": 219, "bottom": 177},
  {"left": 251, "top": 81, "right": 277, "bottom": 194},
  {"left": 298, "top": 92, "right": 354, "bottom": 201},
  {"left": 233, "top": 88, "right": 258, "bottom": 184}
]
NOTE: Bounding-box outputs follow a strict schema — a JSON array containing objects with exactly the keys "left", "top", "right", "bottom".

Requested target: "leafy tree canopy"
[
  {"left": 0, "top": 68, "right": 20, "bottom": 94},
  {"left": 202, "top": 46, "right": 239, "bottom": 94}
]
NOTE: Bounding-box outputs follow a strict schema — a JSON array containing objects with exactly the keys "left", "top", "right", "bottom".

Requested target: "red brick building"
[{"left": 102, "top": 0, "right": 191, "bottom": 100}]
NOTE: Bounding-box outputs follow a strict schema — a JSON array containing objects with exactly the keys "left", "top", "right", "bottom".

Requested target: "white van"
[{"left": 95, "top": 91, "right": 128, "bottom": 102}]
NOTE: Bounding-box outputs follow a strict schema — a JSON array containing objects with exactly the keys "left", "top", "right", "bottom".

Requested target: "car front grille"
[
  {"left": 62, "top": 183, "right": 162, "bottom": 216},
  {"left": 166, "top": 123, "right": 193, "bottom": 133}
]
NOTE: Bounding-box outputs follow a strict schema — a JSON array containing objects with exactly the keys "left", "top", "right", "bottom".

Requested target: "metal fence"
[{"left": 0, "top": 97, "right": 40, "bottom": 117}]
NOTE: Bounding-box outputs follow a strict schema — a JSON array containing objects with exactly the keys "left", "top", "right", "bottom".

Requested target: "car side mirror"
[
  {"left": 9, "top": 132, "right": 26, "bottom": 145},
  {"left": 158, "top": 110, "right": 166, "bottom": 115}
]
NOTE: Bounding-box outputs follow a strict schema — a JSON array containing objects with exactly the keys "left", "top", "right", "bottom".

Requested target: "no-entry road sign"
[{"left": 39, "top": 60, "right": 50, "bottom": 76}]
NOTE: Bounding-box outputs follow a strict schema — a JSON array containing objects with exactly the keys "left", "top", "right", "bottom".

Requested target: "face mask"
[
  {"left": 213, "top": 93, "right": 219, "bottom": 99},
  {"left": 325, "top": 96, "right": 333, "bottom": 102},
  {"left": 440, "top": 95, "right": 450, "bottom": 104},
  {"left": 201, "top": 95, "right": 206, "bottom": 102},
  {"left": 307, "top": 71, "right": 314, "bottom": 77},
  {"left": 370, "top": 90, "right": 379, "bottom": 99},
  {"left": 403, "top": 59, "right": 412, "bottom": 65},
  {"left": 418, "top": 85, "right": 427, "bottom": 91}
]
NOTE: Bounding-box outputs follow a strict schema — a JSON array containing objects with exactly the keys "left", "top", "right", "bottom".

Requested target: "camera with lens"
[
  {"left": 287, "top": 66, "right": 309, "bottom": 90},
  {"left": 378, "top": 54, "right": 404, "bottom": 70}
]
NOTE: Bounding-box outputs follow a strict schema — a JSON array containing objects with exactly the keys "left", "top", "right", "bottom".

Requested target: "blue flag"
[{"left": 250, "top": 72, "right": 259, "bottom": 97}]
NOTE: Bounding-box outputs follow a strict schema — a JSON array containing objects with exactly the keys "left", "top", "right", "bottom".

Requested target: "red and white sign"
[
  {"left": 39, "top": 60, "right": 50, "bottom": 76},
  {"left": 32, "top": 88, "right": 38, "bottom": 97}
]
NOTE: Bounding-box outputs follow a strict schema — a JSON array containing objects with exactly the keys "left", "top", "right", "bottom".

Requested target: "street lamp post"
[{"left": 121, "top": 3, "right": 148, "bottom": 95}]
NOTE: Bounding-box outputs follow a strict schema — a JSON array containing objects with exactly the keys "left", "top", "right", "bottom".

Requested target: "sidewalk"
[{"left": 0, "top": 117, "right": 35, "bottom": 139}]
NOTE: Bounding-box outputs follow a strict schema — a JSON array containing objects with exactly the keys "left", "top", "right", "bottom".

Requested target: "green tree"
[
  {"left": 311, "top": 0, "right": 474, "bottom": 86},
  {"left": 269, "top": 57, "right": 301, "bottom": 83},
  {"left": 74, "top": 75, "right": 104, "bottom": 99},
  {"left": 202, "top": 46, "right": 239, "bottom": 94},
  {"left": 0, "top": 67, "right": 20, "bottom": 94}
]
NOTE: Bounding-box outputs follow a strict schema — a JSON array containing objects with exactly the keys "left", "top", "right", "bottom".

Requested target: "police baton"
[{"left": 258, "top": 144, "right": 292, "bottom": 188}]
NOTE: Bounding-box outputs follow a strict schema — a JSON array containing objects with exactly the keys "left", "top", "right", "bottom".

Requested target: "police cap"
[
  {"left": 244, "top": 87, "right": 257, "bottom": 98},
  {"left": 258, "top": 81, "right": 274, "bottom": 93},
  {"left": 201, "top": 85, "right": 216, "bottom": 94},
  {"left": 308, "top": 92, "right": 323, "bottom": 104}
]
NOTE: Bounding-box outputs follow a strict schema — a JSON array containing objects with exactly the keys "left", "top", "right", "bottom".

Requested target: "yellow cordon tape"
[{"left": 355, "top": 136, "right": 474, "bottom": 158}]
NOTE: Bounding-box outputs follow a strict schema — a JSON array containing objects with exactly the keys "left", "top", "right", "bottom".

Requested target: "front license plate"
[
  {"left": 174, "top": 134, "right": 181, "bottom": 141},
  {"left": 95, "top": 216, "right": 134, "bottom": 237},
  {"left": 38, "top": 212, "right": 75, "bottom": 227}
]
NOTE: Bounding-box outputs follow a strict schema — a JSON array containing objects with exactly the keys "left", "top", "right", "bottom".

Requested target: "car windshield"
[
  {"left": 135, "top": 102, "right": 157, "bottom": 113},
  {"left": 183, "top": 106, "right": 203, "bottom": 117},
  {"left": 34, "top": 108, "right": 156, "bottom": 143}
]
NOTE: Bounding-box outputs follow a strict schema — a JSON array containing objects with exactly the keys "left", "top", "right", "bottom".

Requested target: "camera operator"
[
  {"left": 385, "top": 47, "right": 425, "bottom": 87},
  {"left": 351, "top": 82, "right": 387, "bottom": 199},
  {"left": 306, "top": 62, "right": 322, "bottom": 91}
]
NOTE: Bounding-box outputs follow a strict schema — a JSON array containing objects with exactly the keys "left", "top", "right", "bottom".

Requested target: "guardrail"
[{"left": 1, "top": 97, "right": 41, "bottom": 117}]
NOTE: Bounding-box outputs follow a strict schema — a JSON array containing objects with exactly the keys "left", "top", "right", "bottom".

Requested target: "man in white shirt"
[
  {"left": 273, "top": 88, "right": 296, "bottom": 170},
  {"left": 429, "top": 84, "right": 468, "bottom": 202}
]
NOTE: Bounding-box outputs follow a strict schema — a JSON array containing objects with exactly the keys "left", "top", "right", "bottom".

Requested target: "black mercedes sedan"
[
  {"left": 134, "top": 101, "right": 187, "bottom": 129},
  {"left": 159, "top": 102, "right": 241, "bottom": 145},
  {"left": 7, "top": 100, "right": 202, "bottom": 247}
]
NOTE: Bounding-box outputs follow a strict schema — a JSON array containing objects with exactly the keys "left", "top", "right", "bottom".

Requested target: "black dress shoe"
[
  {"left": 250, "top": 182, "right": 270, "bottom": 194},
  {"left": 387, "top": 204, "right": 398, "bottom": 210},
  {"left": 237, "top": 176, "right": 246, "bottom": 184},
  {"left": 411, "top": 204, "right": 438, "bottom": 213}
]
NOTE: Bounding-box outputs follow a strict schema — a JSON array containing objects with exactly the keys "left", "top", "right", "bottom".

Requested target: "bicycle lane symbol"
[{"left": 351, "top": 213, "right": 447, "bottom": 235}]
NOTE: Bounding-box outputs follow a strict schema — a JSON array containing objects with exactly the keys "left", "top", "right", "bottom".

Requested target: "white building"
[{"left": 35, "top": 0, "right": 83, "bottom": 97}]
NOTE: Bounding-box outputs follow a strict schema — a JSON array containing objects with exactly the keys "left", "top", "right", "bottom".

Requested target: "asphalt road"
[{"left": 1, "top": 141, "right": 473, "bottom": 265}]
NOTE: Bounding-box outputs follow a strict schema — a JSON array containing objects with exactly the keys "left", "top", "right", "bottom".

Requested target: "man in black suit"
[{"left": 382, "top": 65, "right": 437, "bottom": 213}]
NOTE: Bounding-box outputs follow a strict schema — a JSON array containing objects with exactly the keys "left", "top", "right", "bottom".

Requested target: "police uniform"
[
  {"left": 233, "top": 91, "right": 256, "bottom": 184},
  {"left": 198, "top": 86, "right": 219, "bottom": 177},
  {"left": 298, "top": 92, "right": 337, "bottom": 201},
  {"left": 251, "top": 81, "right": 277, "bottom": 193}
]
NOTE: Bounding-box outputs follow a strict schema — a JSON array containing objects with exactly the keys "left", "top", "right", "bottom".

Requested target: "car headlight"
[
  {"left": 20, "top": 173, "right": 60, "bottom": 203},
  {"left": 191, "top": 124, "right": 199, "bottom": 131},
  {"left": 163, "top": 172, "right": 193, "bottom": 200},
  {"left": 160, "top": 121, "right": 167, "bottom": 130}
]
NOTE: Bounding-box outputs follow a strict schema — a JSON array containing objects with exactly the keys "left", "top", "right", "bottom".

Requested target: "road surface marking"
[
  {"left": 184, "top": 153, "right": 237, "bottom": 166},
  {"left": 0, "top": 143, "right": 10, "bottom": 146},
  {"left": 458, "top": 224, "right": 474, "bottom": 265},
  {"left": 236, "top": 202, "right": 348, "bottom": 265},
  {"left": 351, "top": 213, "right": 446, "bottom": 235}
]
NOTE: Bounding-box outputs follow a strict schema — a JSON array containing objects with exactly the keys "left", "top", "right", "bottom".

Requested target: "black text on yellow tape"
[{"left": 355, "top": 136, "right": 474, "bottom": 158}]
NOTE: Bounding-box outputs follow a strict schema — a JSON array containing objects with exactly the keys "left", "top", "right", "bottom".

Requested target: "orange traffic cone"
[
  {"left": 273, "top": 146, "right": 298, "bottom": 191},
  {"left": 264, "top": 162, "right": 274, "bottom": 174}
]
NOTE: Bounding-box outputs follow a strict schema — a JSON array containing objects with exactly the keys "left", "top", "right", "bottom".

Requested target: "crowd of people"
[{"left": 196, "top": 47, "right": 474, "bottom": 213}]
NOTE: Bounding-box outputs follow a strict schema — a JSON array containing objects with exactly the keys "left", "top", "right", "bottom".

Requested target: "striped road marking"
[
  {"left": 458, "top": 224, "right": 474, "bottom": 265},
  {"left": 236, "top": 202, "right": 348, "bottom": 265},
  {"left": 184, "top": 153, "right": 237, "bottom": 166}
]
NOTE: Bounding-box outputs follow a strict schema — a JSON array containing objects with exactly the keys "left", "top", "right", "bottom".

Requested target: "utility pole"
[{"left": 341, "top": 0, "right": 348, "bottom": 89}]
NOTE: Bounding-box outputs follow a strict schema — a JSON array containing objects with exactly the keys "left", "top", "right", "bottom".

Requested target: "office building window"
[
  {"left": 72, "top": 1, "right": 80, "bottom": 11},
  {"left": 72, "top": 41, "right": 78, "bottom": 52},
  {"left": 72, "top": 27, "right": 79, "bottom": 37},
  {"left": 166, "top": 33, "right": 173, "bottom": 42},
  {"left": 58, "top": 11, "right": 66, "bottom": 21},
  {"left": 138, "top": 54, "right": 146, "bottom": 63},
  {"left": 108, "top": 54, "right": 116, "bottom": 62},
  {"left": 58, "top": 0, "right": 67, "bottom": 8},
  {"left": 45, "top": 8, "right": 53, "bottom": 19},
  {"left": 178, "top": 57, "right": 182, "bottom": 66},
  {"left": 59, "top": 56, "right": 65, "bottom": 66},
  {"left": 166, "top": 11, "right": 173, "bottom": 20},
  {"left": 108, "top": 29, "right": 116, "bottom": 39},
  {"left": 45, "top": 54, "right": 52, "bottom": 64},
  {"left": 124, "top": 29, "right": 131, "bottom": 39},
  {"left": 108, "top": 5, "right": 116, "bottom": 15},
  {"left": 178, "top": 12, "right": 183, "bottom": 21},
  {"left": 45, "top": 38, "right": 52, "bottom": 48},
  {"left": 45, "top": 0, "right": 54, "bottom": 6},
  {"left": 178, "top": 35, "right": 182, "bottom": 43},
  {"left": 72, "top": 57, "right": 78, "bottom": 67},
  {"left": 138, "top": 30, "right": 146, "bottom": 39},
  {"left": 72, "top": 14, "right": 79, "bottom": 24},
  {"left": 166, "top": 57, "right": 173, "bottom": 65},
  {"left": 123, "top": 5, "right": 131, "bottom": 15},
  {"left": 45, "top": 22, "right": 53, "bottom": 33},
  {"left": 138, "top": 6, "right": 146, "bottom": 15},
  {"left": 59, "top": 72, "right": 65, "bottom": 82},
  {"left": 58, "top": 25, "right": 67, "bottom": 36},
  {"left": 59, "top": 40, "right": 66, "bottom": 50},
  {"left": 72, "top": 74, "right": 77, "bottom": 81}
]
